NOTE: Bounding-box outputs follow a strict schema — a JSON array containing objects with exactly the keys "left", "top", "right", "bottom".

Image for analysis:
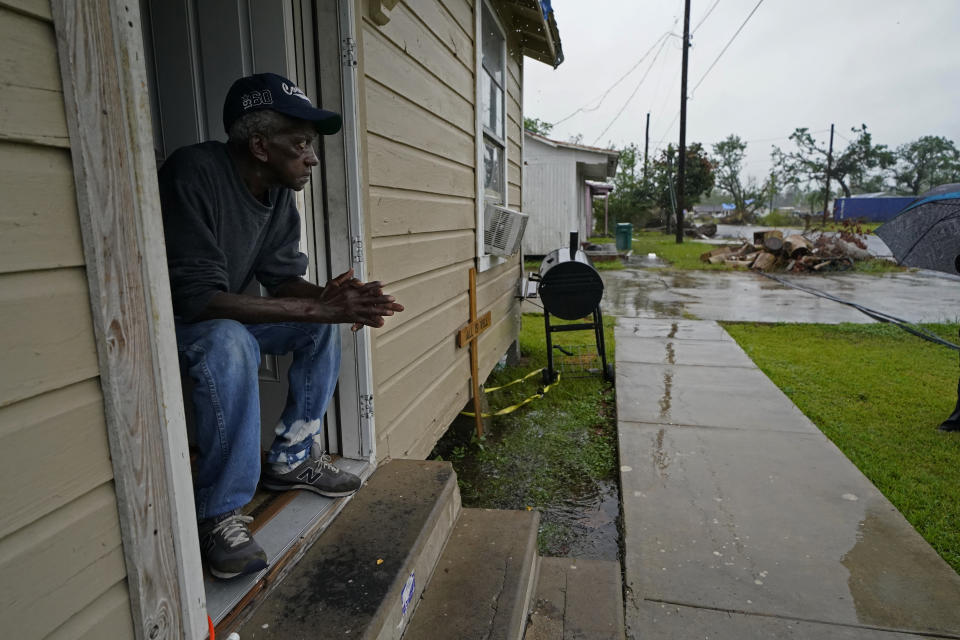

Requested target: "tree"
[
  {"left": 605, "top": 143, "right": 651, "bottom": 230},
  {"left": 772, "top": 125, "right": 894, "bottom": 198},
  {"left": 523, "top": 117, "right": 553, "bottom": 136},
  {"left": 711, "top": 135, "right": 766, "bottom": 222},
  {"left": 894, "top": 136, "right": 960, "bottom": 195},
  {"left": 649, "top": 143, "right": 714, "bottom": 230}
]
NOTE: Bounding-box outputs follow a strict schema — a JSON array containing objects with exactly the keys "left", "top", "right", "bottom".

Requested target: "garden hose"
[{"left": 758, "top": 271, "right": 960, "bottom": 351}]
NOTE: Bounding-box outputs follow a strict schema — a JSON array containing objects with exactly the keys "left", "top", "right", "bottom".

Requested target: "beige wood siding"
[
  {"left": 360, "top": 0, "right": 524, "bottom": 460},
  {"left": 0, "top": 3, "right": 134, "bottom": 638}
]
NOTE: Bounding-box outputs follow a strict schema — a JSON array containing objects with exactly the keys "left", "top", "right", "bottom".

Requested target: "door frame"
[
  {"left": 317, "top": 0, "right": 377, "bottom": 463},
  {"left": 52, "top": 1, "right": 208, "bottom": 637}
]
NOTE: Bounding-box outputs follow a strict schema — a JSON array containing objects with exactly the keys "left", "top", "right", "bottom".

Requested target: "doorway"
[{"left": 138, "top": 0, "right": 374, "bottom": 623}]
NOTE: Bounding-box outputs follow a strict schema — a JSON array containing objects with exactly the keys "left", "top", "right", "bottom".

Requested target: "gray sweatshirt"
[{"left": 158, "top": 141, "right": 308, "bottom": 321}]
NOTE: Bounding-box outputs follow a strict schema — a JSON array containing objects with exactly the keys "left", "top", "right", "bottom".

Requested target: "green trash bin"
[{"left": 615, "top": 223, "right": 633, "bottom": 251}]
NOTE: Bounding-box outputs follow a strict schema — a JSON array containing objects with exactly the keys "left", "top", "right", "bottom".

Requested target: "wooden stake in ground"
[{"left": 457, "top": 268, "right": 492, "bottom": 437}]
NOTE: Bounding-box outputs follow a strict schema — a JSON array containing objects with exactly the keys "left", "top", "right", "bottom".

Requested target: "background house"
[
  {"left": 0, "top": 0, "right": 562, "bottom": 637},
  {"left": 522, "top": 131, "right": 619, "bottom": 256}
]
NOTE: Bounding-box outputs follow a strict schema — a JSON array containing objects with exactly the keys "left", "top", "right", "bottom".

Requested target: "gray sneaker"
[
  {"left": 262, "top": 447, "right": 361, "bottom": 497},
  {"left": 198, "top": 511, "right": 268, "bottom": 580}
]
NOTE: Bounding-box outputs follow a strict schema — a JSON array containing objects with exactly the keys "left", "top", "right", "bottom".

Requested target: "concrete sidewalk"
[{"left": 616, "top": 317, "right": 960, "bottom": 639}]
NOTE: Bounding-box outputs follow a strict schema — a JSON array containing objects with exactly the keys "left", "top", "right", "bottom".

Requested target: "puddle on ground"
[
  {"left": 664, "top": 271, "right": 700, "bottom": 289},
  {"left": 431, "top": 414, "right": 623, "bottom": 563},
  {"left": 840, "top": 503, "right": 960, "bottom": 632},
  {"left": 537, "top": 479, "right": 621, "bottom": 561}
]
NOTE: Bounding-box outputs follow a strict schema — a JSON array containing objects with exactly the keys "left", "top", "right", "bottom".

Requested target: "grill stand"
[{"left": 542, "top": 306, "right": 614, "bottom": 386}]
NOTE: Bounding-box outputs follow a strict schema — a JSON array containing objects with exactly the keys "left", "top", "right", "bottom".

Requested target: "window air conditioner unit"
[{"left": 484, "top": 204, "right": 528, "bottom": 257}]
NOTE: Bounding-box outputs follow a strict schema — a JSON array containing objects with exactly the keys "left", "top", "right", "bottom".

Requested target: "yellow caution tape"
[
  {"left": 461, "top": 369, "right": 560, "bottom": 418},
  {"left": 482, "top": 367, "right": 546, "bottom": 393}
]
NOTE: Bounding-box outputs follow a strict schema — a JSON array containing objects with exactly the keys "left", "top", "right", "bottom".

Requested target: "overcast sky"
[{"left": 523, "top": 0, "right": 960, "bottom": 183}]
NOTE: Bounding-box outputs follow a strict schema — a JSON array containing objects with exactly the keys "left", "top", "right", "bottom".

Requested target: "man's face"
[{"left": 257, "top": 123, "right": 320, "bottom": 191}]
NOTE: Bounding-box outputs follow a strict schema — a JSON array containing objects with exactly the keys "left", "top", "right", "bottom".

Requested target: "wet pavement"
[
  {"left": 601, "top": 268, "right": 960, "bottom": 324},
  {"left": 615, "top": 309, "right": 960, "bottom": 638}
]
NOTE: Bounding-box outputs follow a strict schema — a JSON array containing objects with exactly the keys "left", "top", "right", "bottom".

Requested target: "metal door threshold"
[{"left": 204, "top": 457, "right": 372, "bottom": 625}]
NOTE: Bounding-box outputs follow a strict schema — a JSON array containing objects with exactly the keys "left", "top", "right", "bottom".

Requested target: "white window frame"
[{"left": 475, "top": 0, "right": 510, "bottom": 272}]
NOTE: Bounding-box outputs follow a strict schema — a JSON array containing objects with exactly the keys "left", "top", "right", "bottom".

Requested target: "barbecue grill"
[{"left": 530, "top": 232, "right": 613, "bottom": 384}]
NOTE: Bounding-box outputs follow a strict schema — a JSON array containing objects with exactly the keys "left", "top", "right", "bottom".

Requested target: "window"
[{"left": 477, "top": 1, "right": 508, "bottom": 265}]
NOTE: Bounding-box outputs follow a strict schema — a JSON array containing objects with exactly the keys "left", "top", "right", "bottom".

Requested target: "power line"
[
  {"left": 692, "top": 0, "right": 721, "bottom": 33},
  {"left": 691, "top": 0, "right": 767, "bottom": 94},
  {"left": 552, "top": 31, "right": 675, "bottom": 127},
  {"left": 592, "top": 36, "right": 672, "bottom": 145},
  {"left": 650, "top": 0, "right": 767, "bottom": 148},
  {"left": 648, "top": 47, "right": 680, "bottom": 117}
]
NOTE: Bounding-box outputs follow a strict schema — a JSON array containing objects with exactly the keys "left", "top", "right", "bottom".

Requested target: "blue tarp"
[
  {"left": 721, "top": 203, "right": 736, "bottom": 210},
  {"left": 540, "top": 0, "right": 553, "bottom": 17},
  {"left": 834, "top": 197, "right": 916, "bottom": 222}
]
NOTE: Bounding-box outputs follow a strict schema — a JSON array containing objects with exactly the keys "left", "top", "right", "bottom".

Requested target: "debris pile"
[
  {"left": 684, "top": 223, "right": 718, "bottom": 239},
  {"left": 699, "top": 230, "right": 873, "bottom": 272}
]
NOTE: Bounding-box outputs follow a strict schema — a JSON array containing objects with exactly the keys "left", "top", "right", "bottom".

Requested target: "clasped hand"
[{"left": 319, "top": 269, "right": 404, "bottom": 331}]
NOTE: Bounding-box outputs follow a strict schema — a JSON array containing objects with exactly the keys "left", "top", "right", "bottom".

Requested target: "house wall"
[
  {"left": 522, "top": 137, "right": 578, "bottom": 255},
  {"left": 0, "top": 2, "right": 135, "bottom": 638},
  {"left": 357, "top": 0, "right": 523, "bottom": 461}
]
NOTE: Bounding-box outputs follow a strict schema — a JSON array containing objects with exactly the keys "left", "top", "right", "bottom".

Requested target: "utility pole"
[
  {"left": 822, "top": 123, "right": 834, "bottom": 225},
  {"left": 643, "top": 112, "right": 650, "bottom": 183},
  {"left": 768, "top": 171, "right": 775, "bottom": 213},
  {"left": 675, "top": 0, "right": 691, "bottom": 244}
]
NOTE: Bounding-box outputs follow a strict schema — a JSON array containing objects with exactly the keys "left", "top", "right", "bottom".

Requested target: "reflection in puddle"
[
  {"left": 666, "top": 271, "right": 699, "bottom": 289},
  {"left": 539, "top": 479, "right": 621, "bottom": 560},
  {"left": 653, "top": 428, "right": 670, "bottom": 478},
  {"left": 659, "top": 371, "right": 673, "bottom": 419},
  {"left": 841, "top": 503, "right": 960, "bottom": 631}
]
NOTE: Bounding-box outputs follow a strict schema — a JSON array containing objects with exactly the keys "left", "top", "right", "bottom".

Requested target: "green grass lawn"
[
  {"left": 628, "top": 230, "right": 730, "bottom": 270},
  {"left": 431, "top": 313, "right": 619, "bottom": 557},
  {"left": 721, "top": 321, "right": 960, "bottom": 572}
]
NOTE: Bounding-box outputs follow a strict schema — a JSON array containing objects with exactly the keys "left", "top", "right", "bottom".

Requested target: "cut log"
[
  {"left": 784, "top": 235, "right": 812, "bottom": 258},
  {"left": 752, "top": 252, "right": 777, "bottom": 271},
  {"left": 763, "top": 233, "right": 784, "bottom": 253},
  {"left": 700, "top": 246, "right": 734, "bottom": 263},
  {"left": 724, "top": 258, "right": 754, "bottom": 268},
  {"left": 835, "top": 239, "right": 872, "bottom": 261},
  {"left": 754, "top": 229, "right": 783, "bottom": 243}
]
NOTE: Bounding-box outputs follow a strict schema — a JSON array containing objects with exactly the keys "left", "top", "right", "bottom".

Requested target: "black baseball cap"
[{"left": 222, "top": 72, "right": 342, "bottom": 136}]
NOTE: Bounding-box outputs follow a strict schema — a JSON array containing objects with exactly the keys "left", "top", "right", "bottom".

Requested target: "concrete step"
[
  {"left": 403, "top": 508, "right": 541, "bottom": 640},
  {"left": 525, "top": 558, "right": 625, "bottom": 640},
  {"left": 234, "top": 459, "right": 461, "bottom": 640}
]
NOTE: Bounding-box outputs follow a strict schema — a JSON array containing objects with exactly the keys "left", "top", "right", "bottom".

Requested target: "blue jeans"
[{"left": 175, "top": 319, "right": 341, "bottom": 520}]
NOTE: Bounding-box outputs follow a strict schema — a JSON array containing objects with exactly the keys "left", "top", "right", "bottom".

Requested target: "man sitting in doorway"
[{"left": 158, "top": 73, "right": 403, "bottom": 579}]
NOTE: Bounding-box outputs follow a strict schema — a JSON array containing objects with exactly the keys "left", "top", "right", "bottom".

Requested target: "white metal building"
[{"left": 522, "top": 131, "right": 619, "bottom": 256}]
